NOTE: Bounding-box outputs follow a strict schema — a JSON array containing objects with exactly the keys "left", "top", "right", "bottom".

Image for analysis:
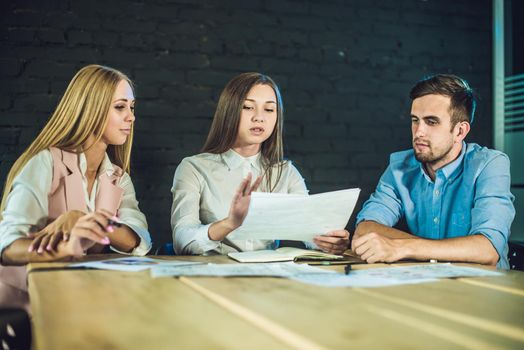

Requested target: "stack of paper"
[{"left": 228, "top": 188, "right": 360, "bottom": 241}]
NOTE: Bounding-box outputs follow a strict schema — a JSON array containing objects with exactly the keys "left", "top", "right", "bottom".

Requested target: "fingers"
[
  {"left": 48, "top": 233, "right": 63, "bottom": 252},
  {"left": 242, "top": 173, "right": 253, "bottom": 196},
  {"left": 313, "top": 230, "right": 349, "bottom": 254},
  {"left": 314, "top": 240, "right": 337, "bottom": 253},
  {"left": 352, "top": 235, "right": 368, "bottom": 250},
  {"left": 360, "top": 249, "right": 375, "bottom": 262},
  {"left": 234, "top": 176, "right": 251, "bottom": 198},
  {"left": 314, "top": 235, "right": 347, "bottom": 244},
  {"left": 233, "top": 173, "right": 261, "bottom": 200},
  {"left": 322, "top": 230, "right": 349, "bottom": 238},
  {"left": 29, "top": 232, "right": 64, "bottom": 254},
  {"left": 354, "top": 241, "right": 371, "bottom": 257},
  {"left": 90, "top": 212, "right": 112, "bottom": 232},
  {"left": 314, "top": 236, "right": 348, "bottom": 254},
  {"left": 38, "top": 234, "right": 52, "bottom": 254},
  {"left": 73, "top": 221, "right": 110, "bottom": 245},
  {"left": 28, "top": 233, "right": 44, "bottom": 253},
  {"left": 249, "top": 176, "right": 263, "bottom": 194}
]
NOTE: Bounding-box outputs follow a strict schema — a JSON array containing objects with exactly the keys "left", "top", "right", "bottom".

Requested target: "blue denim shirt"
[{"left": 356, "top": 143, "right": 515, "bottom": 269}]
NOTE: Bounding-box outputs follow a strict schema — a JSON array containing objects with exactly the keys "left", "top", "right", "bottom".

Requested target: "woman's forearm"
[
  {"left": 106, "top": 225, "right": 140, "bottom": 253},
  {"left": 1, "top": 238, "right": 74, "bottom": 265},
  {"left": 208, "top": 218, "right": 238, "bottom": 241}
]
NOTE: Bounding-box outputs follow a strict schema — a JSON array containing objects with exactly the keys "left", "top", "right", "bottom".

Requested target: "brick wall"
[{"left": 0, "top": 0, "right": 493, "bottom": 249}]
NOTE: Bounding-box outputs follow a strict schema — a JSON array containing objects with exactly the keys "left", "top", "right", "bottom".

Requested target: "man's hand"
[
  {"left": 352, "top": 232, "right": 406, "bottom": 263},
  {"left": 313, "top": 230, "right": 350, "bottom": 255}
]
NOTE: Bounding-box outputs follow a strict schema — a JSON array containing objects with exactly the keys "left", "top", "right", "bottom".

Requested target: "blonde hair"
[
  {"left": 1, "top": 64, "right": 134, "bottom": 214},
  {"left": 201, "top": 72, "right": 285, "bottom": 192}
]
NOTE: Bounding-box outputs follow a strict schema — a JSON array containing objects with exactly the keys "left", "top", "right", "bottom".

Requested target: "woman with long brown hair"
[
  {"left": 171, "top": 72, "right": 348, "bottom": 255},
  {"left": 0, "top": 64, "right": 151, "bottom": 308}
]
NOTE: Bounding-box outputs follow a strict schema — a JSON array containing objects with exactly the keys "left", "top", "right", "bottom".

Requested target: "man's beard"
[{"left": 413, "top": 139, "right": 453, "bottom": 165}]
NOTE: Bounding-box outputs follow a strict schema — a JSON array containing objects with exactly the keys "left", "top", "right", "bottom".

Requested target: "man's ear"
[{"left": 455, "top": 121, "right": 471, "bottom": 142}]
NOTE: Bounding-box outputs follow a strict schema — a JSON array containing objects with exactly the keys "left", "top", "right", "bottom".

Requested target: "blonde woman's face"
[
  {"left": 233, "top": 84, "right": 277, "bottom": 151},
  {"left": 102, "top": 80, "right": 135, "bottom": 146}
]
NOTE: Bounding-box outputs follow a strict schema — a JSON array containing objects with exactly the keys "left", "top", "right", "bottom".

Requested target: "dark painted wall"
[{"left": 0, "top": 0, "right": 492, "bottom": 249}]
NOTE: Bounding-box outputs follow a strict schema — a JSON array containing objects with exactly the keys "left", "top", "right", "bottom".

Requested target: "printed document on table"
[
  {"left": 291, "top": 263, "right": 503, "bottom": 288},
  {"left": 150, "top": 262, "right": 335, "bottom": 278},
  {"left": 70, "top": 257, "right": 203, "bottom": 272},
  {"left": 228, "top": 188, "right": 360, "bottom": 241}
]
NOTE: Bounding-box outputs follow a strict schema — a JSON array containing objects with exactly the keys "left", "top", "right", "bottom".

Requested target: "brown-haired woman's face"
[{"left": 233, "top": 84, "right": 277, "bottom": 151}]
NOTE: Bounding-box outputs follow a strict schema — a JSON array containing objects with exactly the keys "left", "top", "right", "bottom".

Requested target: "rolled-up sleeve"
[
  {"left": 356, "top": 164, "right": 403, "bottom": 227},
  {"left": 0, "top": 151, "right": 52, "bottom": 260},
  {"left": 470, "top": 154, "right": 515, "bottom": 269},
  {"left": 171, "top": 159, "right": 220, "bottom": 255},
  {"left": 112, "top": 173, "right": 152, "bottom": 256}
]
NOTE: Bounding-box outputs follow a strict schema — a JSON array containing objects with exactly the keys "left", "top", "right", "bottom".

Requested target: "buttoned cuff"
[{"left": 190, "top": 223, "right": 221, "bottom": 253}]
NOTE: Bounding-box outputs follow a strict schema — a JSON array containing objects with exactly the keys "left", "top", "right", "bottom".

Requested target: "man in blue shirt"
[{"left": 353, "top": 74, "right": 515, "bottom": 269}]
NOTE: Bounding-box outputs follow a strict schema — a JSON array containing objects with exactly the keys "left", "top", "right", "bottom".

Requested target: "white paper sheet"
[
  {"left": 70, "top": 257, "right": 203, "bottom": 272},
  {"left": 150, "top": 262, "right": 335, "bottom": 278},
  {"left": 228, "top": 188, "right": 361, "bottom": 241},
  {"left": 291, "top": 263, "right": 503, "bottom": 288}
]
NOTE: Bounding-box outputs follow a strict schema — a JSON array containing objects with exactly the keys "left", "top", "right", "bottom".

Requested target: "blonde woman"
[
  {"left": 171, "top": 72, "right": 348, "bottom": 255},
  {"left": 0, "top": 64, "right": 151, "bottom": 307}
]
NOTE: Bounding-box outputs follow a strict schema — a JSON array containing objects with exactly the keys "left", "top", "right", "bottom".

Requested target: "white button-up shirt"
[
  {"left": 0, "top": 149, "right": 152, "bottom": 257},
  {"left": 171, "top": 149, "right": 308, "bottom": 255}
]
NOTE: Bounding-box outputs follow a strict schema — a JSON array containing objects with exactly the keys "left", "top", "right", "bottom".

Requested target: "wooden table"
[{"left": 27, "top": 256, "right": 524, "bottom": 350}]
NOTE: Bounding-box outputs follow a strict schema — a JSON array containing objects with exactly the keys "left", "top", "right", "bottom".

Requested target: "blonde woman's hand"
[
  {"left": 226, "top": 173, "right": 262, "bottom": 230},
  {"left": 28, "top": 210, "right": 85, "bottom": 254},
  {"left": 64, "top": 210, "right": 114, "bottom": 257}
]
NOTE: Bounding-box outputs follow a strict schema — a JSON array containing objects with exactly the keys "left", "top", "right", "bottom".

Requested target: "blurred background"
[{"left": 0, "top": 0, "right": 521, "bottom": 252}]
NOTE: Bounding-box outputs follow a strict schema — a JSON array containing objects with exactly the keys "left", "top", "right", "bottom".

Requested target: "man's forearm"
[
  {"left": 354, "top": 221, "right": 415, "bottom": 240},
  {"left": 1, "top": 238, "right": 73, "bottom": 265},
  {"left": 402, "top": 234, "right": 499, "bottom": 266}
]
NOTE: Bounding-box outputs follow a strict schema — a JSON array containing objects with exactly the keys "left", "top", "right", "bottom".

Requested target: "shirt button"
[
  {"left": 435, "top": 190, "right": 440, "bottom": 196},
  {"left": 433, "top": 217, "right": 439, "bottom": 224}
]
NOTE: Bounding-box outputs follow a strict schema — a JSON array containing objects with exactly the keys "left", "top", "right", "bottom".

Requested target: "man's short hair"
[{"left": 409, "top": 74, "right": 477, "bottom": 127}]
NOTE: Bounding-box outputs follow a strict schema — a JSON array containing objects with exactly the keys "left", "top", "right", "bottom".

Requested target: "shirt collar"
[
  {"left": 439, "top": 142, "right": 466, "bottom": 179},
  {"left": 79, "top": 152, "right": 116, "bottom": 178},
  {"left": 419, "top": 141, "right": 466, "bottom": 181},
  {"left": 221, "top": 149, "right": 262, "bottom": 171}
]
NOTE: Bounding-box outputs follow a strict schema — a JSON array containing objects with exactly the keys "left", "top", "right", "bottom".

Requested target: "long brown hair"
[
  {"left": 1, "top": 64, "right": 134, "bottom": 214},
  {"left": 202, "top": 72, "right": 285, "bottom": 192}
]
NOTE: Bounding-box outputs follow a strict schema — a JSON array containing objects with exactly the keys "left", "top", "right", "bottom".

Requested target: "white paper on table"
[
  {"left": 365, "top": 263, "right": 504, "bottom": 279},
  {"left": 291, "top": 273, "right": 438, "bottom": 288},
  {"left": 228, "top": 188, "right": 361, "bottom": 241},
  {"left": 291, "top": 263, "right": 503, "bottom": 288},
  {"left": 150, "top": 262, "right": 335, "bottom": 278},
  {"left": 70, "top": 257, "right": 203, "bottom": 272}
]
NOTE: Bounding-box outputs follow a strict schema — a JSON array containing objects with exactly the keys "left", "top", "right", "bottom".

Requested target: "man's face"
[{"left": 411, "top": 94, "right": 459, "bottom": 167}]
